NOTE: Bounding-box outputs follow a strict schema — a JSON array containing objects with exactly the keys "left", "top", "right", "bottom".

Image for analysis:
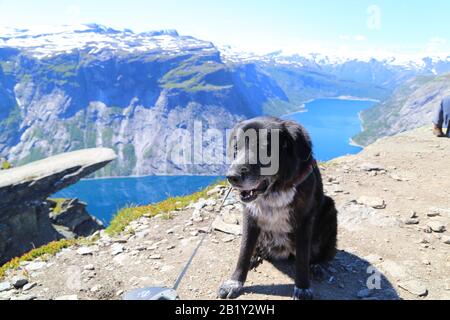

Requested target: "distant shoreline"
[{"left": 282, "top": 96, "right": 379, "bottom": 118}]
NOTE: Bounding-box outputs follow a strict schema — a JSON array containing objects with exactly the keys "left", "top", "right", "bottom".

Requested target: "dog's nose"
[
  {"left": 227, "top": 174, "right": 242, "bottom": 186},
  {"left": 227, "top": 168, "right": 248, "bottom": 186}
]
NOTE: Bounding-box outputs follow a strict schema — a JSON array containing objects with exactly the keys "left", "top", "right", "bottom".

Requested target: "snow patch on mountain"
[{"left": 0, "top": 24, "right": 214, "bottom": 59}]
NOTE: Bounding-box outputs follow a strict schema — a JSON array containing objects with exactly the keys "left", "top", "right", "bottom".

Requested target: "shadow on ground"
[{"left": 243, "top": 250, "right": 400, "bottom": 300}]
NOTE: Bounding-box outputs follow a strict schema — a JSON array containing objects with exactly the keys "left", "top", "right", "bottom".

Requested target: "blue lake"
[
  {"left": 283, "top": 98, "right": 376, "bottom": 161},
  {"left": 54, "top": 98, "right": 376, "bottom": 224}
]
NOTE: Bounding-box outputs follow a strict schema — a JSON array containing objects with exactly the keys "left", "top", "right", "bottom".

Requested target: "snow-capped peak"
[{"left": 0, "top": 24, "right": 213, "bottom": 59}]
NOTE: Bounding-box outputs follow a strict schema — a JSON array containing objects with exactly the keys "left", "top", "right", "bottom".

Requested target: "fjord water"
[
  {"left": 55, "top": 98, "right": 375, "bottom": 224},
  {"left": 283, "top": 98, "right": 376, "bottom": 161}
]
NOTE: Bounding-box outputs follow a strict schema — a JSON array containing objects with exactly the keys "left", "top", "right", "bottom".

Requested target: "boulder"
[
  {"left": 0, "top": 148, "right": 116, "bottom": 264},
  {"left": 48, "top": 198, "right": 104, "bottom": 237}
]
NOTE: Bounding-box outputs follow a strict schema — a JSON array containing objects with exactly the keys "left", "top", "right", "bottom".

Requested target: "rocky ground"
[{"left": 1, "top": 127, "right": 449, "bottom": 300}]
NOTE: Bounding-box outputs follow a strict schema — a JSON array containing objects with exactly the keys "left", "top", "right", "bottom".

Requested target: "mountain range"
[{"left": 1, "top": 24, "right": 450, "bottom": 176}]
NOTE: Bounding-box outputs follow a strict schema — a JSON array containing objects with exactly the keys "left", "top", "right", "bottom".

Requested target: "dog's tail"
[{"left": 312, "top": 195, "right": 338, "bottom": 264}]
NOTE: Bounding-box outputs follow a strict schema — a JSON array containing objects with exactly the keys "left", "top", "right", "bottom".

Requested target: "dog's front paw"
[
  {"left": 218, "top": 280, "right": 243, "bottom": 299},
  {"left": 293, "top": 287, "right": 314, "bottom": 300}
]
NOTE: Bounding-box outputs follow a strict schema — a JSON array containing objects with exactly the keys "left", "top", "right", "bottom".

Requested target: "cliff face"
[
  {"left": 0, "top": 148, "right": 116, "bottom": 264},
  {"left": 5, "top": 25, "right": 444, "bottom": 177},
  {"left": 354, "top": 73, "right": 450, "bottom": 146}
]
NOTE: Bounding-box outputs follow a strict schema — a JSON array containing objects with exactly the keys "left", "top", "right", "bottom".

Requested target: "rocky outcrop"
[
  {"left": 0, "top": 148, "right": 116, "bottom": 264},
  {"left": 354, "top": 73, "right": 450, "bottom": 146},
  {"left": 49, "top": 199, "right": 104, "bottom": 239}
]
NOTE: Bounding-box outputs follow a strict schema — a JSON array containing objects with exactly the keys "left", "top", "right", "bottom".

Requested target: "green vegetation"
[
  {"left": 17, "top": 148, "right": 46, "bottom": 166},
  {"left": 160, "top": 57, "right": 232, "bottom": 92},
  {"left": 122, "top": 144, "right": 137, "bottom": 169},
  {"left": 0, "top": 239, "right": 77, "bottom": 279},
  {"left": 48, "top": 63, "right": 77, "bottom": 78},
  {"left": 66, "top": 122, "right": 84, "bottom": 142},
  {"left": 1, "top": 159, "right": 12, "bottom": 170},
  {"left": 48, "top": 198, "right": 68, "bottom": 216},
  {"left": 0, "top": 61, "right": 14, "bottom": 75},
  {"left": 106, "top": 180, "right": 226, "bottom": 236},
  {"left": 0, "top": 181, "right": 227, "bottom": 279}
]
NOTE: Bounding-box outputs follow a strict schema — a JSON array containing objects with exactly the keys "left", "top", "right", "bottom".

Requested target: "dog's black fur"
[{"left": 218, "top": 117, "right": 338, "bottom": 300}]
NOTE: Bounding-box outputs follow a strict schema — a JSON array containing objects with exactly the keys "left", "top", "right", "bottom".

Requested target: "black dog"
[{"left": 218, "top": 117, "right": 338, "bottom": 300}]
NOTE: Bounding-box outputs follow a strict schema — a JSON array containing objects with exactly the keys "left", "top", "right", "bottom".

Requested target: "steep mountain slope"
[
  {"left": 354, "top": 73, "right": 450, "bottom": 146},
  {"left": 1, "top": 25, "right": 450, "bottom": 176}
]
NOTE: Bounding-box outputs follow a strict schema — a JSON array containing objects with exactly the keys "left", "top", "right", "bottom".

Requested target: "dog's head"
[{"left": 227, "top": 117, "right": 313, "bottom": 203}]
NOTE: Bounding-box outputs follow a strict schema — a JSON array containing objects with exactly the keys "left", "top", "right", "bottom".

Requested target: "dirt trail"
[{"left": 1, "top": 126, "right": 449, "bottom": 300}]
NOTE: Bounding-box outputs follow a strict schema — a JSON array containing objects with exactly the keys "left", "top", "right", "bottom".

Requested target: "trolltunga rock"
[{"left": 0, "top": 148, "right": 116, "bottom": 265}]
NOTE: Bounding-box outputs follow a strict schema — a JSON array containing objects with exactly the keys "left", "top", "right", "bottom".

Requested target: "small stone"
[
  {"left": 90, "top": 285, "right": 102, "bottom": 293},
  {"left": 11, "top": 294, "right": 37, "bottom": 301},
  {"left": 423, "top": 226, "right": 433, "bottom": 234},
  {"left": 357, "top": 288, "right": 373, "bottom": 299},
  {"left": 113, "top": 253, "right": 128, "bottom": 265},
  {"left": 409, "top": 211, "right": 418, "bottom": 219},
  {"left": 149, "top": 254, "right": 162, "bottom": 260},
  {"left": 212, "top": 216, "right": 242, "bottom": 236},
  {"left": 111, "top": 244, "right": 125, "bottom": 256},
  {"left": 404, "top": 218, "right": 420, "bottom": 225},
  {"left": 427, "top": 212, "right": 441, "bottom": 218},
  {"left": 193, "top": 199, "right": 208, "bottom": 210},
  {"left": 190, "top": 231, "right": 199, "bottom": 237},
  {"left": 23, "top": 282, "right": 37, "bottom": 291},
  {"left": 116, "top": 290, "right": 124, "bottom": 297},
  {"left": 77, "top": 247, "right": 94, "bottom": 256},
  {"left": 166, "top": 228, "right": 175, "bottom": 235},
  {"left": 0, "top": 282, "right": 12, "bottom": 292},
  {"left": 0, "top": 291, "right": 13, "bottom": 300},
  {"left": 84, "top": 264, "right": 95, "bottom": 271},
  {"left": 26, "top": 261, "right": 47, "bottom": 272},
  {"left": 360, "top": 163, "right": 385, "bottom": 172},
  {"left": 427, "top": 221, "right": 446, "bottom": 233},
  {"left": 12, "top": 275, "right": 28, "bottom": 289},
  {"left": 55, "top": 295, "right": 78, "bottom": 300},
  {"left": 356, "top": 196, "right": 386, "bottom": 209},
  {"left": 422, "top": 260, "right": 431, "bottom": 266},
  {"left": 442, "top": 235, "right": 450, "bottom": 245},
  {"left": 167, "top": 245, "right": 176, "bottom": 250},
  {"left": 222, "top": 236, "right": 235, "bottom": 243},
  {"left": 398, "top": 280, "right": 428, "bottom": 297}
]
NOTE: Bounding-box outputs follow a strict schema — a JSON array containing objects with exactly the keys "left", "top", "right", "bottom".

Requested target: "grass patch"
[
  {"left": 106, "top": 180, "right": 227, "bottom": 236},
  {"left": 1, "top": 160, "right": 12, "bottom": 170},
  {"left": 1, "top": 181, "right": 226, "bottom": 279},
  {"left": 0, "top": 239, "right": 77, "bottom": 280},
  {"left": 48, "top": 198, "right": 68, "bottom": 216}
]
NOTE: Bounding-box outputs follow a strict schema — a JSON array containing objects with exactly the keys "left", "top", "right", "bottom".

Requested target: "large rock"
[
  {"left": 0, "top": 148, "right": 116, "bottom": 264},
  {"left": 49, "top": 199, "right": 104, "bottom": 238}
]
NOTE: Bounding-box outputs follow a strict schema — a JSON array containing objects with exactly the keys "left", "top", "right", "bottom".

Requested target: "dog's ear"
[{"left": 283, "top": 121, "right": 313, "bottom": 163}]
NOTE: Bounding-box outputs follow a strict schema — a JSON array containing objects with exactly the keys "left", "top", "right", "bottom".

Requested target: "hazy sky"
[{"left": 0, "top": 0, "right": 449, "bottom": 56}]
